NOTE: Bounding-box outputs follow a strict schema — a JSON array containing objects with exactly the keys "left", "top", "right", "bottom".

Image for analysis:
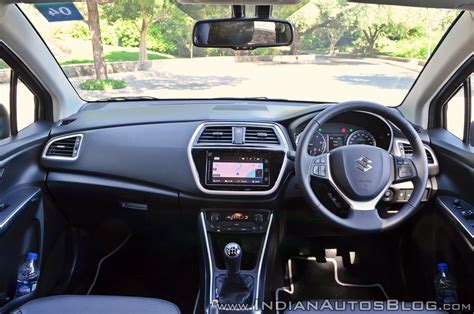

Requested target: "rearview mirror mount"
[{"left": 193, "top": 18, "right": 293, "bottom": 50}]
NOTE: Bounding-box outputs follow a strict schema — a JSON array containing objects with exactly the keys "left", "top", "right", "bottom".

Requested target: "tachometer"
[
  {"left": 307, "top": 131, "right": 326, "bottom": 156},
  {"left": 346, "top": 130, "right": 376, "bottom": 146}
]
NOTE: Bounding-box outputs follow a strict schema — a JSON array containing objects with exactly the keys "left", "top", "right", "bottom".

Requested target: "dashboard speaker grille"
[
  {"left": 46, "top": 136, "right": 82, "bottom": 158},
  {"left": 198, "top": 126, "right": 233, "bottom": 144},
  {"left": 245, "top": 127, "right": 279, "bottom": 145}
]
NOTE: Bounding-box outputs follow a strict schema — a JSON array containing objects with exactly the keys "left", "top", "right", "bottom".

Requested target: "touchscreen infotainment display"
[{"left": 206, "top": 151, "right": 270, "bottom": 186}]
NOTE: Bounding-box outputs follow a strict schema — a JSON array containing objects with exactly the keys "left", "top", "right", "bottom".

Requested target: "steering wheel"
[{"left": 295, "top": 101, "right": 429, "bottom": 232}]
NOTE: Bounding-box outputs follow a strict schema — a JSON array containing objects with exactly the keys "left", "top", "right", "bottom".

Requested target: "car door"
[
  {"left": 0, "top": 43, "right": 56, "bottom": 312},
  {"left": 427, "top": 56, "right": 474, "bottom": 306}
]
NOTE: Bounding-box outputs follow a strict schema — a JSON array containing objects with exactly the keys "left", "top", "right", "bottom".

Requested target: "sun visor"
[
  {"left": 177, "top": 0, "right": 300, "bottom": 4},
  {"left": 348, "top": 0, "right": 474, "bottom": 10}
]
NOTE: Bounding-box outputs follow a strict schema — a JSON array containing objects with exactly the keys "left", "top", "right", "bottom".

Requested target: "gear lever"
[
  {"left": 216, "top": 242, "right": 254, "bottom": 305},
  {"left": 224, "top": 242, "right": 242, "bottom": 275}
]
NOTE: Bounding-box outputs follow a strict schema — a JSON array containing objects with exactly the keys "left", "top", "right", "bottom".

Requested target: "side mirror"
[
  {"left": 0, "top": 103, "right": 10, "bottom": 140},
  {"left": 193, "top": 18, "right": 293, "bottom": 50}
]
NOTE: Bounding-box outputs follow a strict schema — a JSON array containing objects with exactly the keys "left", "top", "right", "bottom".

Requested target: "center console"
[
  {"left": 188, "top": 122, "right": 289, "bottom": 195},
  {"left": 199, "top": 209, "right": 276, "bottom": 313}
]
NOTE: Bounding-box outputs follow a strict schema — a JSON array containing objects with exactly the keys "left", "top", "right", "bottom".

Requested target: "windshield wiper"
[{"left": 95, "top": 96, "right": 160, "bottom": 102}]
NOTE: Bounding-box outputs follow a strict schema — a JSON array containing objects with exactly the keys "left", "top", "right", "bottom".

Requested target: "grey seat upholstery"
[
  {"left": 11, "top": 295, "right": 180, "bottom": 314},
  {"left": 284, "top": 300, "right": 445, "bottom": 313}
]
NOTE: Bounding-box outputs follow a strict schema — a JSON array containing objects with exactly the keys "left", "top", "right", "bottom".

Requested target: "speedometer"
[{"left": 346, "top": 130, "right": 376, "bottom": 146}]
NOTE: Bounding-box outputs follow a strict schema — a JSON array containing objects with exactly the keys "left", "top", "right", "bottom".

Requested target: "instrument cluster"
[{"left": 292, "top": 112, "right": 393, "bottom": 156}]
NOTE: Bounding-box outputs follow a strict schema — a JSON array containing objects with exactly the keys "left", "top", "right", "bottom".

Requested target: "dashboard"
[
  {"left": 291, "top": 111, "right": 393, "bottom": 156},
  {"left": 40, "top": 100, "right": 438, "bottom": 204}
]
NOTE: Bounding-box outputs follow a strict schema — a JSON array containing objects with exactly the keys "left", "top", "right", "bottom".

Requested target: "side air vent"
[
  {"left": 198, "top": 126, "right": 233, "bottom": 144},
  {"left": 45, "top": 135, "right": 83, "bottom": 159},
  {"left": 399, "top": 142, "right": 435, "bottom": 164},
  {"left": 245, "top": 127, "right": 279, "bottom": 145},
  {"left": 58, "top": 119, "right": 76, "bottom": 126},
  {"left": 412, "top": 125, "right": 422, "bottom": 134}
]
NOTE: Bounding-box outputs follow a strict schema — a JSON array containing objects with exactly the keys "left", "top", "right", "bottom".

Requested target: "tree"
[
  {"left": 105, "top": 0, "right": 170, "bottom": 69},
  {"left": 356, "top": 4, "right": 393, "bottom": 56},
  {"left": 86, "top": 0, "right": 108, "bottom": 80},
  {"left": 316, "top": 0, "right": 356, "bottom": 55},
  {"left": 286, "top": 0, "right": 355, "bottom": 55}
]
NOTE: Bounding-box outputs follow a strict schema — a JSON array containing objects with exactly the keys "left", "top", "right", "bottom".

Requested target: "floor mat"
[
  {"left": 277, "top": 256, "right": 388, "bottom": 305},
  {"left": 89, "top": 236, "right": 199, "bottom": 314}
]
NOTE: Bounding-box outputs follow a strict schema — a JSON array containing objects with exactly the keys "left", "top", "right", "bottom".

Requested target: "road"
[
  {"left": 0, "top": 55, "right": 466, "bottom": 139},
  {"left": 70, "top": 55, "right": 423, "bottom": 107}
]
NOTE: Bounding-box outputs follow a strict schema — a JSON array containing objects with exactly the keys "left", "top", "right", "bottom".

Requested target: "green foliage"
[
  {"left": 68, "top": 22, "right": 90, "bottom": 40},
  {"left": 113, "top": 20, "right": 140, "bottom": 47},
  {"left": 249, "top": 48, "right": 282, "bottom": 56},
  {"left": 79, "top": 79, "right": 126, "bottom": 90},
  {"left": 45, "top": 0, "right": 458, "bottom": 63},
  {"left": 61, "top": 48, "right": 172, "bottom": 65},
  {"left": 173, "top": 3, "right": 228, "bottom": 20},
  {"left": 379, "top": 36, "right": 430, "bottom": 59}
]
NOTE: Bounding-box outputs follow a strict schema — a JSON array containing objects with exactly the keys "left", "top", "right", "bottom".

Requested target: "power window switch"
[
  {"left": 0, "top": 203, "right": 8, "bottom": 212},
  {"left": 461, "top": 209, "right": 474, "bottom": 220}
]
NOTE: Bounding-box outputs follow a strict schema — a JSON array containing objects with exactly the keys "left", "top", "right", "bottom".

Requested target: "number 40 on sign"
[{"left": 34, "top": 3, "right": 84, "bottom": 22}]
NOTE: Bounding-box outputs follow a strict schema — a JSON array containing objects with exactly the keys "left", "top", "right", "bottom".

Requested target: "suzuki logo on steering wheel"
[{"left": 356, "top": 156, "right": 373, "bottom": 172}]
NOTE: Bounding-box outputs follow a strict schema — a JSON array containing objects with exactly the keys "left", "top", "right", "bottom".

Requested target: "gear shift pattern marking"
[{"left": 225, "top": 243, "right": 241, "bottom": 257}]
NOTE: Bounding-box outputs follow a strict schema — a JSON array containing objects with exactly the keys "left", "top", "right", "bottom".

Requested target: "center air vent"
[
  {"left": 45, "top": 135, "right": 83, "bottom": 159},
  {"left": 245, "top": 127, "right": 279, "bottom": 145},
  {"left": 198, "top": 126, "right": 233, "bottom": 144},
  {"left": 399, "top": 142, "right": 435, "bottom": 164}
]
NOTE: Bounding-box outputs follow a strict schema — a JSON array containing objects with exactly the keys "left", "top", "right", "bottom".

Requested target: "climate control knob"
[
  {"left": 254, "top": 214, "right": 264, "bottom": 225},
  {"left": 210, "top": 213, "right": 220, "bottom": 222}
]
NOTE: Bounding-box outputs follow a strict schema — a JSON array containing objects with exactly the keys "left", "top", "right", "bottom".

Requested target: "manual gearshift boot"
[
  {"left": 216, "top": 242, "right": 255, "bottom": 305},
  {"left": 215, "top": 273, "right": 254, "bottom": 305}
]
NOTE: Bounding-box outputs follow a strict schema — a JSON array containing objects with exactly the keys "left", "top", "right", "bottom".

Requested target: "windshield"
[{"left": 19, "top": 2, "right": 457, "bottom": 106}]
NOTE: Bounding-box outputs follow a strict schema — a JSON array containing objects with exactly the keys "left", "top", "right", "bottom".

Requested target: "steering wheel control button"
[
  {"left": 396, "top": 190, "right": 406, "bottom": 201},
  {"left": 394, "top": 157, "right": 416, "bottom": 182},
  {"left": 320, "top": 165, "right": 327, "bottom": 177},
  {"left": 311, "top": 154, "right": 329, "bottom": 178},
  {"left": 382, "top": 189, "right": 394, "bottom": 202},
  {"left": 313, "top": 165, "right": 320, "bottom": 176},
  {"left": 398, "top": 165, "right": 414, "bottom": 178}
]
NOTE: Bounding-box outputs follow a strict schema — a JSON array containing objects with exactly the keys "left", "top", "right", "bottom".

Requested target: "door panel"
[
  {"left": 428, "top": 128, "right": 474, "bottom": 306},
  {"left": 0, "top": 125, "right": 50, "bottom": 310}
]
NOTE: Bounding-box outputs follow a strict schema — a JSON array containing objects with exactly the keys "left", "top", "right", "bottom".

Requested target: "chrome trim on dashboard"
[
  {"left": 42, "top": 134, "right": 84, "bottom": 161},
  {"left": 255, "top": 213, "right": 273, "bottom": 309},
  {"left": 200, "top": 212, "right": 214, "bottom": 312},
  {"left": 392, "top": 138, "right": 439, "bottom": 171},
  {"left": 188, "top": 122, "right": 289, "bottom": 195}
]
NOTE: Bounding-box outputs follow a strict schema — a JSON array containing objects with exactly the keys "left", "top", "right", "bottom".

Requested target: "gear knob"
[{"left": 224, "top": 242, "right": 242, "bottom": 274}]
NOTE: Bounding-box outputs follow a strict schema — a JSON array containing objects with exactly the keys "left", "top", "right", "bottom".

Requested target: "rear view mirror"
[{"left": 193, "top": 18, "right": 293, "bottom": 50}]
